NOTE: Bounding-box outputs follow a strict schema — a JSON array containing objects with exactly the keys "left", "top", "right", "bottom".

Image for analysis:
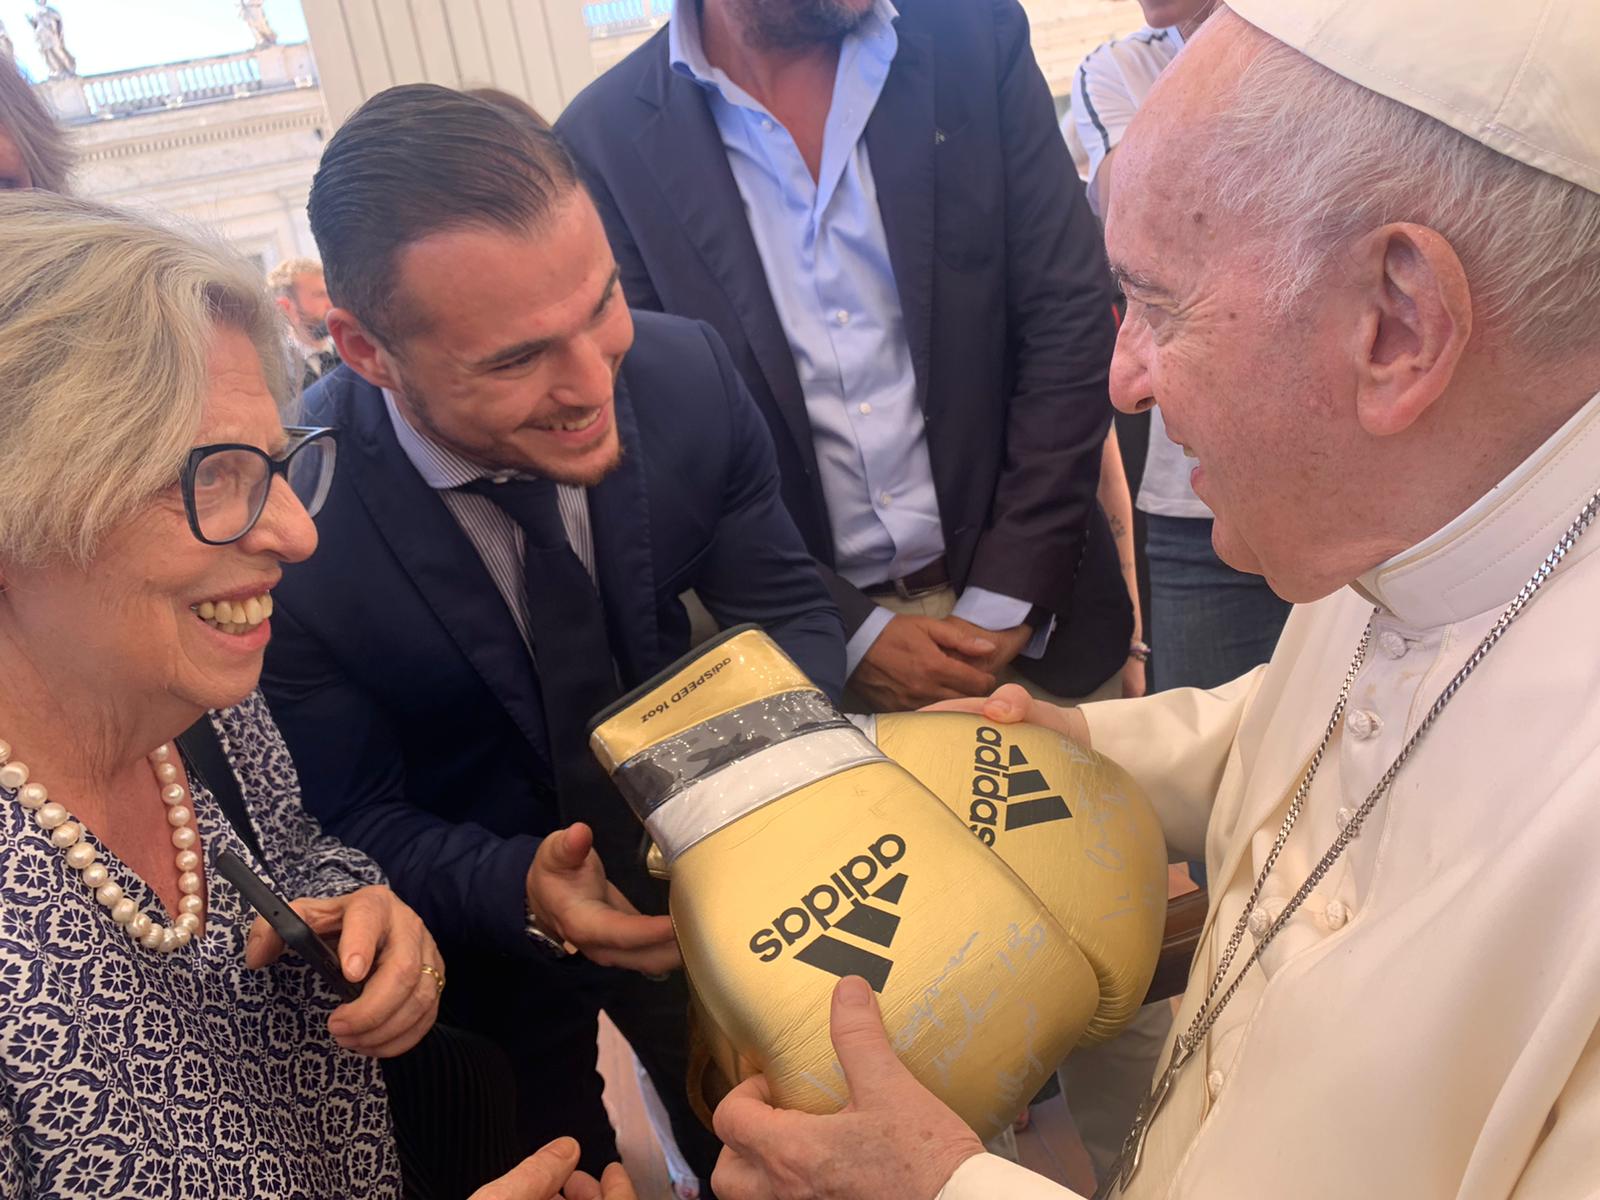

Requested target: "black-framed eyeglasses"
[{"left": 180, "top": 426, "right": 338, "bottom": 546}]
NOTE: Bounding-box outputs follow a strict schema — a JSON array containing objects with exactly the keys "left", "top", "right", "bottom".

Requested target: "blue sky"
[{"left": 2, "top": 0, "right": 309, "bottom": 80}]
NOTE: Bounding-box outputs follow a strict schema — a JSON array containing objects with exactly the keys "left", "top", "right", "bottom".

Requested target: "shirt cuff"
[
  {"left": 844, "top": 605, "right": 896, "bottom": 677},
  {"left": 935, "top": 1153, "right": 1086, "bottom": 1200},
  {"left": 952, "top": 588, "right": 1055, "bottom": 659}
]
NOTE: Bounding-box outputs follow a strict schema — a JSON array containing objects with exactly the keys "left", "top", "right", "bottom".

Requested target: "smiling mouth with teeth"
[
  {"left": 540, "top": 410, "right": 602, "bottom": 433},
  {"left": 192, "top": 593, "right": 273, "bottom": 636}
]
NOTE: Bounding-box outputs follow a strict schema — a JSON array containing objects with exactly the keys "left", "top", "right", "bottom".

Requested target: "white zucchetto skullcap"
[{"left": 1226, "top": 0, "right": 1600, "bottom": 195}]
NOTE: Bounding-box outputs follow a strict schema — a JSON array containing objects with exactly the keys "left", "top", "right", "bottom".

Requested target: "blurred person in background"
[{"left": 267, "top": 256, "right": 341, "bottom": 391}]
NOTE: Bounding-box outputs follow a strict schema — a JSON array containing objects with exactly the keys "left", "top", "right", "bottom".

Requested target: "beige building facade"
[{"left": 41, "top": 41, "right": 328, "bottom": 271}]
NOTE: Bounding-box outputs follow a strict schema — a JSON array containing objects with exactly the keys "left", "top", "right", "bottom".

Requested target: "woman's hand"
[
  {"left": 467, "top": 1138, "right": 638, "bottom": 1200},
  {"left": 245, "top": 883, "right": 443, "bottom": 1058},
  {"left": 923, "top": 682, "right": 1091, "bottom": 746}
]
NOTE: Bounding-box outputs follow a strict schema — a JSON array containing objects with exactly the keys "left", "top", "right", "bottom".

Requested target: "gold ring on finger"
[{"left": 419, "top": 963, "right": 445, "bottom": 997}]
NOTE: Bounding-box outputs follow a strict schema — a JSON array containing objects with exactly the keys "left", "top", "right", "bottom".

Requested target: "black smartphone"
[{"left": 215, "top": 849, "right": 362, "bottom": 1002}]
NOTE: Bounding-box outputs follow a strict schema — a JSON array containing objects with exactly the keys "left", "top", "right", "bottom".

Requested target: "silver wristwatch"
[{"left": 524, "top": 906, "right": 572, "bottom": 957}]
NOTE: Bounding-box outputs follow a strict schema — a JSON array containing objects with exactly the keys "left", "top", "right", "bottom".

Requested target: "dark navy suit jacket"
[
  {"left": 261, "top": 312, "right": 845, "bottom": 959},
  {"left": 557, "top": 0, "right": 1131, "bottom": 692}
]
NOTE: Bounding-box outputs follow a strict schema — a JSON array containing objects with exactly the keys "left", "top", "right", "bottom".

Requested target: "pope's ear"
[{"left": 1351, "top": 222, "right": 1472, "bottom": 438}]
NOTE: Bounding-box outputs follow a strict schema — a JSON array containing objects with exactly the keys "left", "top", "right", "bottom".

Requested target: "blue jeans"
[
  {"left": 1146, "top": 514, "right": 1291, "bottom": 889},
  {"left": 1145, "top": 514, "right": 1292, "bottom": 693}
]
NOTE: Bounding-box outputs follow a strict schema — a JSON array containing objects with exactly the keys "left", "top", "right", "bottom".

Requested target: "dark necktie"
[{"left": 462, "top": 478, "right": 635, "bottom": 881}]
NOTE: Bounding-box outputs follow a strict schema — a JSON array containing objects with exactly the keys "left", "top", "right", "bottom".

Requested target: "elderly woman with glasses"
[{"left": 0, "top": 194, "right": 644, "bottom": 1200}]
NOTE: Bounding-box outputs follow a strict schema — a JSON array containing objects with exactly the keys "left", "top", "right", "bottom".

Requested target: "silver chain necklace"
[{"left": 1098, "top": 483, "right": 1600, "bottom": 1198}]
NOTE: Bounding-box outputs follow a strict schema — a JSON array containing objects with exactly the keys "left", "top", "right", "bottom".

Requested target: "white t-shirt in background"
[{"left": 1066, "top": 25, "right": 1211, "bottom": 520}]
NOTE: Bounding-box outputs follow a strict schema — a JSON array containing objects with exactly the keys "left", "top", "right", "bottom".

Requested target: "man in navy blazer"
[
  {"left": 556, "top": 0, "right": 1131, "bottom": 711},
  {"left": 260, "top": 85, "right": 843, "bottom": 1188}
]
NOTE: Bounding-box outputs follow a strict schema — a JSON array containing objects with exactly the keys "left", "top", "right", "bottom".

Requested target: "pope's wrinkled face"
[
  {"left": 375, "top": 190, "right": 633, "bottom": 487},
  {"left": 1104, "top": 33, "right": 1363, "bottom": 602}
]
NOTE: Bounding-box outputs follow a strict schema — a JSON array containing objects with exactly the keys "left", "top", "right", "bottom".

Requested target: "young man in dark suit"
[
  {"left": 260, "top": 84, "right": 844, "bottom": 1192},
  {"left": 556, "top": 0, "right": 1131, "bottom": 714}
]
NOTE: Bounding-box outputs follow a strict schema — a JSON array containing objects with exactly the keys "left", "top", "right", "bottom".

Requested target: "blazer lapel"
[
  {"left": 588, "top": 372, "right": 660, "bottom": 685},
  {"left": 630, "top": 51, "right": 817, "bottom": 472},
  {"left": 343, "top": 382, "right": 552, "bottom": 764},
  {"left": 865, "top": 30, "right": 937, "bottom": 412}
]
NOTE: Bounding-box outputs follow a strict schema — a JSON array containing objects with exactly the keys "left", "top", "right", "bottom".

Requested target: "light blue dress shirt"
[{"left": 669, "top": 0, "right": 1045, "bottom": 672}]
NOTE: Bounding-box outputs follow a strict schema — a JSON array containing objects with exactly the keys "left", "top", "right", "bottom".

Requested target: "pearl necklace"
[{"left": 0, "top": 739, "right": 203, "bottom": 953}]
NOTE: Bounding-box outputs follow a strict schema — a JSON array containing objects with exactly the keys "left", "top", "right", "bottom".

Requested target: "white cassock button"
[
  {"left": 1323, "top": 900, "right": 1350, "bottom": 930},
  {"left": 1378, "top": 631, "right": 1408, "bottom": 659},
  {"left": 761, "top": 118, "right": 774, "bottom": 132},
  {"left": 1247, "top": 906, "right": 1271, "bottom": 937},
  {"left": 858, "top": 402, "right": 872, "bottom": 415},
  {"left": 835, "top": 309, "right": 851, "bottom": 326},
  {"left": 1347, "top": 709, "right": 1382, "bottom": 740},
  {"left": 879, "top": 492, "right": 893, "bottom": 507},
  {"left": 1335, "top": 806, "right": 1356, "bottom": 833},
  {"left": 1207, "top": 1069, "right": 1225, "bottom": 1099}
]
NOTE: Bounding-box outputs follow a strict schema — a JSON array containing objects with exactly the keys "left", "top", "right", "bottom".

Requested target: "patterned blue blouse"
[{"left": 0, "top": 692, "right": 400, "bottom": 1197}]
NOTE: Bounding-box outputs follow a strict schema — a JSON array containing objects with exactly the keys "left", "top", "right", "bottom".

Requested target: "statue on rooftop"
[
  {"left": 27, "top": 1, "right": 76, "bottom": 79},
  {"left": 238, "top": 0, "right": 279, "bottom": 49}
]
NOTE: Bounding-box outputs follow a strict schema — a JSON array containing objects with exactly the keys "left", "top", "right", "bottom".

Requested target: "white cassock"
[{"left": 940, "top": 390, "right": 1600, "bottom": 1200}]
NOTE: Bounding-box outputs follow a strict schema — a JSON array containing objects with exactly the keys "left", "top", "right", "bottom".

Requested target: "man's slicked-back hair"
[{"left": 307, "top": 83, "right": 580, "bottom": 346}]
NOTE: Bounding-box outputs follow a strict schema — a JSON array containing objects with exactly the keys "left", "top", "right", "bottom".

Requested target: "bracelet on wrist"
[{"left": 1128, "top": 639, "right": 1152, "bottom": 663}]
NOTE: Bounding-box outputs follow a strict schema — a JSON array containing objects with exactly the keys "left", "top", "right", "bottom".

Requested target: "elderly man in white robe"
[{"left": 702, "top": 0, "right": 1600, "bottom": 1197}]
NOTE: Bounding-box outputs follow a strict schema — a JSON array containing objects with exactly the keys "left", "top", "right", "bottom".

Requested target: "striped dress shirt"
[{"left": 382, "top": 390, "right": 596, "bottom": 656}]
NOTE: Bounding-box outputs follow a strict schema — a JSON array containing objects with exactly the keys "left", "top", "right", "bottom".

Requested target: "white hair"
[
  {"left": 1198, "top": 21, "right": 1600, "bottom": 356},
  {"left": 0, "top": 192, "right": 290, "bottom": 567}
]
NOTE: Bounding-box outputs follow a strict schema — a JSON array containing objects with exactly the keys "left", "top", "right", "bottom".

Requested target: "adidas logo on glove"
[
  {"left": 866, "top": 709, "right": 1168, "bottom": 1045},
  {"left": 749, "top": 833, "right": 908, "bottom": 993},
  {"left": 968, "top": 725, "right": 1074, "bottom": 843}
]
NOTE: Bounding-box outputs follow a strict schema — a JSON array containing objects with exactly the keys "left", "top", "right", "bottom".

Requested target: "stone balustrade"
[{"left": 41, "top": 43, "right": 317, "bottom": 124}]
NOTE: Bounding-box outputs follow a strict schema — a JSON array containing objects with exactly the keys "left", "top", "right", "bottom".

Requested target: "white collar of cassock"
[{"left": 1357, "top": 388, "right": 1600, "bottom": 629}]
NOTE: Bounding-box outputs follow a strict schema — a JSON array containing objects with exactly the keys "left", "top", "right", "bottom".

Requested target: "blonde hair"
[
  {"left": 0, "top": 192, "right": 290, "bottom": 567},
  {"left": 0, "top": 57, "right": 72, "bottom": 193},
  {"left": 265, "top": 255, "right": 324, "bottom": 299}
]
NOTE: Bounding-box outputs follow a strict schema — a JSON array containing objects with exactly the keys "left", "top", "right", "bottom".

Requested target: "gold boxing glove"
[
  {"left": 853, "top": 712, "right": 1166, "bottom": 1045},
  {"left": 682, "top": 712, "right": 1168, "bottom": 1124},
  {"left": 590, "top": 627, "right": 1101, "bottom": 1140}
]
